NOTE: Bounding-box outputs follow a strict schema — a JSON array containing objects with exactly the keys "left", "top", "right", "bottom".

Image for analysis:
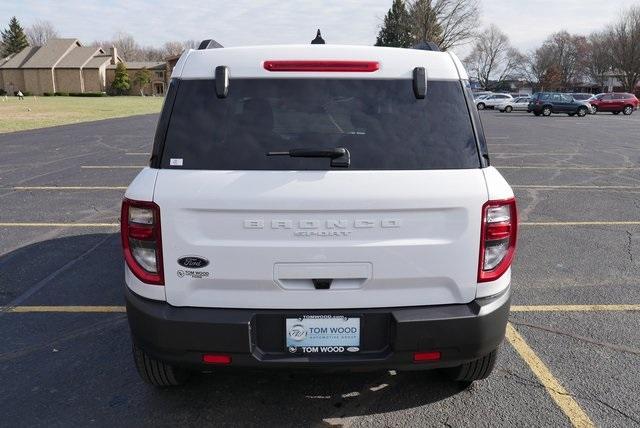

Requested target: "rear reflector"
[
  {"left": 263, "top": 60, "right": 379, "bottom": 72},
  {"left": 413, "top": 351, "right": 441, "bottom": 362},
  {"left": 202, "top": 354, "right": 232, "bottom": 364}
]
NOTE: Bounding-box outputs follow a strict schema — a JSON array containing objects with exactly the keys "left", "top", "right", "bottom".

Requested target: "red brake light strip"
[{"left": 263, "top": 60, "right": 379, "bottom": 72}]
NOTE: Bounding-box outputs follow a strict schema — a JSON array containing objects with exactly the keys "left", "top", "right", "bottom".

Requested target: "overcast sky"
[{"left": 7, "top": 0, "right": 639, "bottom": 58}]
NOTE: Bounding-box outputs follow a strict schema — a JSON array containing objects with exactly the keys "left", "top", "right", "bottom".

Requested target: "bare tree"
[
  {"left": 182, "top": 40, "right": 199, "bottom": 50},
  {"left": 464, "top": 24, "right": 522, "bottom": 89},
  {"left": 586, "top": 32, "right": 612, "bottom": 90},
  {"left": 162, "top": 41, "right": 185, "bottom": 57},
  {"left": 605, "top": 6, "right": 640, "bottom": 92},
  {"left": 546, "top": 31, "right": 588, "bottom": 89},
  {"left": 408, "top": 0, "right": 479, "bottom": 50},
  {"left": 26, "top": 20, "right": 58, "bottom": 46},
  {"left": 138, "top": 46, "right": 164, "bottom": 61},
  {"left": 111, "top": 32, "right": 140, "bottom": 61},
  {"left": 433, "top": 0, "right": 480, "bottom": 50},
  {"left": 515, "top": 45, "right": 557, "bottom": 92}
]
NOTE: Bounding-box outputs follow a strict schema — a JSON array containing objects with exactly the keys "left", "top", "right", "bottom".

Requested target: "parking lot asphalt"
[{"left": 1, "top": 110, "right": 640, "bottom": 427}]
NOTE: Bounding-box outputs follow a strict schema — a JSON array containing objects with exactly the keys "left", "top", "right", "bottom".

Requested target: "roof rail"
[
  {"left": 198, "top": 39, "right": 223, "bottom": 50},
  {"left": 412, "top": 41, "right": 441, "bottom": 52}
]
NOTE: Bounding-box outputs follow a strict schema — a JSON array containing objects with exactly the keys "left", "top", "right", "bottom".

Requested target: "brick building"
[{"left": 0, "top": 38, "right": 167, "bottom": 95}]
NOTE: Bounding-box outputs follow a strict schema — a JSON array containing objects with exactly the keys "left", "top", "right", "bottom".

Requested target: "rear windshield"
[{"left": 158, "top": 78, "right": 480, "bottom": 170}]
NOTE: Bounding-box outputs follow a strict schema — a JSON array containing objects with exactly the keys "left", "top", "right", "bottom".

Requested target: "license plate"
[{"left": 285, "top": 315, "right": 360, "bottom": 354}]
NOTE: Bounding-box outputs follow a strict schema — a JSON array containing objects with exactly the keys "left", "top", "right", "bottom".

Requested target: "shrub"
[
  {"left": 43, "top": 92, "right": 54, "bottom": 96},
  {"left": 0, "top": 89, "right": 6, "bottom": 96},
  {"left": 54, "top": 92, "right": 69, "bottom": 96},
  {"left": 69, "top": 92, "right": 107, "bottom": 97},
  {"left": 22, "top": 91, "right": 32, "bottom": 96}
]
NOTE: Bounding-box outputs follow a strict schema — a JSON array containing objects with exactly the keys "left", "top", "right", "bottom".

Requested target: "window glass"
[{"left": 160, "top": 79, "right": 480, "bottom": 170}]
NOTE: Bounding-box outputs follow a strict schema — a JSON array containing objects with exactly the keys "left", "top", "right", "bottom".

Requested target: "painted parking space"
[
  {"left": 509, "top": 311, "right": 640, "bottom": 426},
  {"left": 1, "top": 111, "right": 640, "bottom": 426}
]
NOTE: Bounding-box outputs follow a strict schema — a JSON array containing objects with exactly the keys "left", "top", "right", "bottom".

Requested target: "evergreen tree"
[
  {"left": 111, "top": 62, "right": 131, "bottom": 95},
  {"left": 133, "top": 67, "right": 152, "bottom": 95},
  {"left": 1, "top": 17, "right": 29, "bottom": 56},
  {"left": 408, "top": 0, "right": 443, "bottom": 46},
  {"left": 375, "top": 0, "right": 413, "bottom": 48}
]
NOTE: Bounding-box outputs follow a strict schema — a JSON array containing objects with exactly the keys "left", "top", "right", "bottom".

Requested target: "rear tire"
[
  {"left": 542, "top": 106, "right": 552, "bottom": 116},
  {"left": 477, "top": 103, "right": 486, "bottom": 110},
  {"left": 533, "top": 112, "right": 541, "bottom": 116},
  {"left": 443, "top": 349, "right": 499, "bottom": 383},
  {"left": 133, "top": 343, "right": 190, "bottom": 387},
  {"left": 568, "top": 113, "right": 575, "bottom": 116},
  {"left": 577, "top": 107, "right": 587, "bottom": 117},
  {"left": 613, "top": 111, "right": 620, "bottom": 115},
  {"left": 505, "top": 106, "right": 513, "bottom": 113},
  {"left": 592, "top": 106, "right": 598, "bottom": 114},
  {"left": 623, "top": 105, "right": 633, "bottom": 115}
]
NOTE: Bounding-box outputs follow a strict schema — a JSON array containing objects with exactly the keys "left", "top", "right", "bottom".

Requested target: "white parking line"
[
  {"left": 81, "top": 166, "right": 145, "bottom": 169},
  {"left": 512, "top": 185, "right": 640, "bottom": 190},
  {"left": 497, "top": 166, "right": 640, "bottom": 170},
  {"left": 12, "top": 186, "right": 127, "bottom": 190}
]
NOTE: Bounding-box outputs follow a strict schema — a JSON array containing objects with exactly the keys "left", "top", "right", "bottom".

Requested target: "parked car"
[
  {"left": 569, "top": 93, "right": 594, "bottom": 101},
  {"left": 528, "top": 92, "right": 590, "bottom": 117},
  {"left": 498, "top": 96, "right": 531, "bottom": 112},
  {"left": 122, "top": 42, "right": 516, "bottom": 386},
  {"left": 589, "top": 92, "right": 639, "bottom": 115},
  {"left": 473, "top": 91, "right": 493, "bottom": 99},
  {"left": 477, "top": 93, "right": 513, "bottom": 110}
]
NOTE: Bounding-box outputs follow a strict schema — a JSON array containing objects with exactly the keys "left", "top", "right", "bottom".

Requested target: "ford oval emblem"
[{"left": 177, "top": 256, "right": 209, "bottom": 269}]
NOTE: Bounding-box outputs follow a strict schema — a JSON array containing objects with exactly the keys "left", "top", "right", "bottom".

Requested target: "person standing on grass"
[{"left": 17, "top": 90, "right": 24, "bottom": 100}]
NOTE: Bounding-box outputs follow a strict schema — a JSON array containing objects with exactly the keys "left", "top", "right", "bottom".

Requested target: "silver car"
[
  {"left": 476, "top": 93, "right": 513, "bottom": 110},
  {"left": 498, "top": 97, "right": 531, "bottom": 112}
]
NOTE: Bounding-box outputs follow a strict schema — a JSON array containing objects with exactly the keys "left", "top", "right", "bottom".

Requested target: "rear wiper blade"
[{"left": 266, "top": 147, "right": 350, "bottom": 168}]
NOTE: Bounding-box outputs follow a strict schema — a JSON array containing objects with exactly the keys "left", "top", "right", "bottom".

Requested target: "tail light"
[
  {"left": 478, "top": 198, "right": 517, "bottom": 282},
  {"left": 121, "top": 198, "right": 164, "bottom": 285}
]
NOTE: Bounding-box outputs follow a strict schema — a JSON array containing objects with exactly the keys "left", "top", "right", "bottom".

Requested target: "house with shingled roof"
[{"left": 0, "top": 38, "right": 168, "bottom": 96}]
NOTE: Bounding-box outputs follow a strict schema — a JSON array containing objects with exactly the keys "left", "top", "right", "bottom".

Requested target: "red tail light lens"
[
  {"left": 478, "top": 198, "right": 517, "bottom": 282},
  {"left": 263, "top": 60, "right": 379, "bottom": 72},
  {"left": 121, "top": 198, "right": 164, "bottom": 285}
]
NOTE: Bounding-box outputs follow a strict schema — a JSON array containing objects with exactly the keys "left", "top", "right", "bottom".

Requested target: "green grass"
[{"left": 0, "top": 96, "right": 163, "bottom": 133}]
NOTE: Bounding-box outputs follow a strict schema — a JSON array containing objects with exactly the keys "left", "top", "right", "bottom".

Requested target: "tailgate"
[{"left": 154, "top": 169, "right": 487, "bottom": 309}]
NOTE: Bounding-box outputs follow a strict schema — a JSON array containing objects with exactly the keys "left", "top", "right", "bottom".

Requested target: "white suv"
[
  {"left": 477, "top": 93, "right": 513, "bottom": 110},
  {"left": 122, "top": 42, "right": 517, "bottom": 386}
]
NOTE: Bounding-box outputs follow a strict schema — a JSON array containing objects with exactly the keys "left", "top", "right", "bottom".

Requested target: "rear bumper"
[{"left": 125, "top": 286, "right": 511, "bottom": 371}]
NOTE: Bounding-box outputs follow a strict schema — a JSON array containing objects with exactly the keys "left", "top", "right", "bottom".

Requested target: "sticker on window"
[{"left": 170, "top": 158, "right": 183, "bottom": 166}]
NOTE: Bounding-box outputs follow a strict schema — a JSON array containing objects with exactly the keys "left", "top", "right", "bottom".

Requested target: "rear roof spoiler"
[
  {"left": 198, "top": 39, "right": 223, "bottom": 50},
  {"left": 412, "top": 41, "right": 441, "bottom": 52}
]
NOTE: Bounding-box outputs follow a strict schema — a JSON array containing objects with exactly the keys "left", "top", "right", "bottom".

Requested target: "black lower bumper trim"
[{"left": 126, "top": 286, "right": 511, "bottom": 371}]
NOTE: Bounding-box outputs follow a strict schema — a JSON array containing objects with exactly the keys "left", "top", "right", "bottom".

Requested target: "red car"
[{"left": 589, "top": 93, "right": 639, "bottom": 115}]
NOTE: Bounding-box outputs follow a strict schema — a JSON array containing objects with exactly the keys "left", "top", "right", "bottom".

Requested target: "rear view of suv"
[{"left": 122, "top": 43, "right": 517, "bottom": 386}]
